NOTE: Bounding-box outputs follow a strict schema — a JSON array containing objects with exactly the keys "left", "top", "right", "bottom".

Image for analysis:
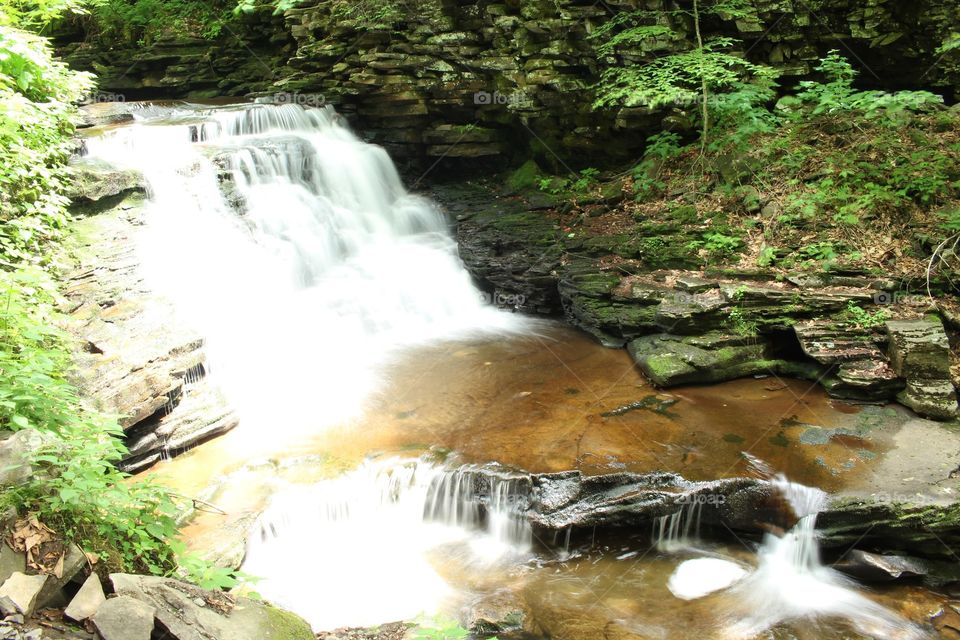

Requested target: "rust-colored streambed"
[{"left": 146, "top": 324, "right": 957, "bottom": 639}]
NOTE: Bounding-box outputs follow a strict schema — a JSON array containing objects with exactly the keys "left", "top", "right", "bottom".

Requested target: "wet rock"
[
  {"left": 64, "top": 573, "right": 106, "bottom": 622},
  {"left": 62, "top": 197, "right": 238, "bottom": 468},
  {"left": 462, "top": 590, "right": 526, "bottom": 635},
  {"left": 442, "top": 184, "right": 563, "bottom": 315},
  {"left": 559, "top": 267, "right": 659, "bottom": 346},
  {"left": 109, "top": 574, "right": 313, "bottom": 640},
  {"left": 832, "top": 550, "right": 929, "bottom": 582},
  {"left": 820, "top": 499, "right": 960, "bottom": 561},
  {"left": 627, "top": 333, "right": 780, "bottom": 387},
  {"left": 886, "top": 318, "right": 958, "bottom": 420},
  {"left": 528, "top": 470, "right": 778, "bottom": 533},
  {"left": 65, "top": 158, "right": 144, "bottom": 203},
  {"left": 0, "top": 573, "right": 48, "bottom": 617},
  {"left": 93, "top": 596, "right": 155, "bottom": 640},
  {"left": 900, "top": 379, "right": 960, "bottom": 421}
]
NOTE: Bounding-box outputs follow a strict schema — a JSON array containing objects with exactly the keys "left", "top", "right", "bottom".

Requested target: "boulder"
[
  {"left": 886, "top": 318, "right": 958, "bottom": 420},
  {"left": 64, "top": 573, "right": 106, "bottom": 622},
  {"left": 0, "top": 544, "right": 25, "bottom": 586},
  {"left": 462, "top": 590, "right": 526, "bottom": 635},
  {"left": 832, "top": 550, "right": 929, "bottom": 582},
  {"left": 62, "top": 200, "right": 239, "bottom": 470},
  {"left": 93, "top": 595, "right": 155, "bottom": 640},
  {"left": 0, "top": 573, "right": 48, "bottom": 616},
  {"left": 109, "top": 574, "right": 314, "bottom": 640},
  {"left": 35, "top": 544, "right": 86, "bottom": 610},
  {"left": 899, "top": 379, "right": 960, "bottom": 421},
  {"left": 0, "top": 430, "right": 55, "bottom": 488},
  {"left": 528, "top": 470, "right": 780, "bottom": 533},
  {"left": 65, "top": 158, "right": 144, "bottom": 203},
  {"left": 627, "top": 333, "right": 780, "bottom": 387}
]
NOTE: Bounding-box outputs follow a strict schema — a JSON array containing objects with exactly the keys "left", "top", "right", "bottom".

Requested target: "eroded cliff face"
[{"left": 60, "top": 0, "right": 960, "bottom": 167}]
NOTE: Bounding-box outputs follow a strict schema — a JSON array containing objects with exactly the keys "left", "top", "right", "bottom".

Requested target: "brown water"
[{"left": 148, "top": 324, "right": 956, "bottom": 638}]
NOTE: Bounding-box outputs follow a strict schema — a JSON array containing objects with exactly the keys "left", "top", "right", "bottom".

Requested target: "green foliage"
[
  {"left": 705, "top": 79, "right": 778, "bottom": 151},
  {"left": 756, "top": 246, "right": 776, "bottom": 267},
  {"left": 0, "top": 0, "right": 90, "bottom": 29},
  {"left": 796, "top": 51, "right": 942, "bottom": 121},
  {"left": 937, "top": 34, "right": 960, "bottom": 56},
  {"left": 235, "top": 0, "right": 300, "bottom": 16},
  {"left": 702, "top": 231, "right": 740, "bottom": 257},
  {"left": 594, "top": 36, "right": 773, "bottom": 111},
  {"left": 0, "top": 268, "right": 180, "bottom": 574},
  {"left": 0, "top": 26, "right": 92, "bottom": 267},
  {"left": 176, "top": 551, "right": 256, "bottom": 591},
  {"left": 844, "top": 301, "right": 891, "bottom": 329},
  {"left": 727, "top": 307, "right": 757, "bottom": 336},
  {"left": 0, "top": 8, "right": 232, "bottom": 586},
  {"left": 633, "top": 131, "right": 683, "bottom": 197},
  {"left": 411, "top": 617, "right": 480, "bottom": 640},
  {"left": 325, "top": 0, "right": 418, "bottom": 30},
  {"left": 87, "top": 0, "right": 236, "bottom": 43},
  {"left": 537, "top": 168, "right": 600, "bottom": 196},
  {"left": 591, "top": 0, "right": 777, "bottom": 153},
  {"left": 941, "top": 207, "right": 960, "bottom": 234}
]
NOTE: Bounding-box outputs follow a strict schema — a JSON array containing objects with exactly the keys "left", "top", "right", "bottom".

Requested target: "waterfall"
[
  {"left": 81, "top": 103, "right": 528, "bottom": 439},
  {"left": 653, "top": 500, "right": 703, "bottom": 552},
  {"left": 242, "top": 458, "right": 533, "bottom": 630}
]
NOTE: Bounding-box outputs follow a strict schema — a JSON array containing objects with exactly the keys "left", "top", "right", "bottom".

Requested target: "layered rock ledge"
[
  {"left": 60, "top": 190, "right": 238, "bottom": 472},
  {"left": 441, "top": 182, "right": 960, "bottom": 421}
]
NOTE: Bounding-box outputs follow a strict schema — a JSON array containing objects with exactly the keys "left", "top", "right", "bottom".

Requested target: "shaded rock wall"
[
  {"left": 57, "top": 12, "right": 295, "bottom": 100},
  {"left": 61, "top": 0, "right": 960, "bottom": 169}
]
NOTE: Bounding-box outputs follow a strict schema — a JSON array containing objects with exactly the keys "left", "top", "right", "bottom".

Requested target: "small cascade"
[
  {"left": 665, "top": 473, "right": 927, "bottom": 639},
  {"left": 653, "top": 500, "right": 703, "bottom": 552},
  {"left": 422, "top": 466, "right": 533, "bottom": 558},
  {"left": 243, "top": 459, "right": 533, "bottom": 631}
]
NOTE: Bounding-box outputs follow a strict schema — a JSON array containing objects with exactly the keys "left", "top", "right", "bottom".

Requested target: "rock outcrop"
[
  {"left": 445, "top": 183, "right": 959, "bottom": 420},
  {"left": 109, "top": 574, "right": 314, "bottom": 640},
  {"left": 62, "top": 190, "right": 238, "bottom": 471},
  {"left": 57, "top": 0, "right": 960, "bottom": 168}
]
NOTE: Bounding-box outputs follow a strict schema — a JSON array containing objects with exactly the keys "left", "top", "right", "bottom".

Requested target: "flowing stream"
[
  {"left": 83, "top": 102, "right": 527, "bottom": 438},
  {"left": 81, "top": 102, "right": 946, "bottom": 639}
]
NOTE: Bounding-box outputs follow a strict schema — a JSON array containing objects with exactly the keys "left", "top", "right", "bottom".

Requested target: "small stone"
[
  {"left": 36, "top": 544, "right": 86, "bottom": 611},
  {"left": 93, "top": 596, "right": 155, "bottom": 640},
  {"left": 0, "top": 545, "right": 25, "bottom": 586},
  {"left": 4, "top": 614, "right": 22, "bottom": 624},
  {"left": 0, "top": 572, "right": 48, "bottom": 617},
  {"left": 0, "top": 595, "right": 17, "bottom": 617},
  {"left": 64, "top": 573, "right": 106, "bottom": 622}
]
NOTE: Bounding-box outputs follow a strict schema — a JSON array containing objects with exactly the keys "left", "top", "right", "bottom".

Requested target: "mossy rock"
[
  {"left": 627, "top": 333, "right": 781, "bottom": 386},
  {"left": 505, "top": 159, "right": 542, "bottom": 193}
]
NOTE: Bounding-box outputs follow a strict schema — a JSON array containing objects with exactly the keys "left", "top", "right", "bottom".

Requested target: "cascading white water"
[
  {"left": 82, "top": 103, "right": 528, "bottom": 439},
  {"left": 242, "top": 458, "right": 533, "bottom": 630},
  {"left": 653, "top": 501, "right": 703, "bottom": 553},
  {"left": 665, "top": 475, "right": 928, "bottom": 639}
]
